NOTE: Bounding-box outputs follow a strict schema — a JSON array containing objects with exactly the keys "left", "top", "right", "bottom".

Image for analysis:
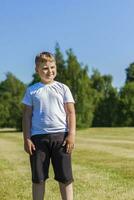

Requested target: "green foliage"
[
  {"left": 125, "top": 62, "right": 134, "bottom": 83},
  {"left": 29, "top": 73, "right": 41, "bottom": 86},
  {"left": 91, "top": 70, "right": 119, "bottom": 127},
  {"left": 91, "top": 69, "right": 105, "bottom": 93},
  {"left": 118, "top": 82, "right": 134, "bottom": 126},
  {"left": 65, "top": 49, "right": 94, "bottom": 127},
  {"left": 54, "top": 43, "right": 67, "bottom": 83},
  {"left": 0, "top": 72, "right": 26, "bottom": 130},
  {"left": 93, "top": 88, "right": 119, "bottom": 127}
]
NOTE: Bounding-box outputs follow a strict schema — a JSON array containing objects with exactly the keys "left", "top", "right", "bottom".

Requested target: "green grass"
[{"left": 1, "top": 128, "right": 134, "bottom": 199}]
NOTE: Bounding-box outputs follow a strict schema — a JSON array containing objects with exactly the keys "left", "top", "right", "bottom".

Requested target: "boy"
[{"left": 22, "top": 52, "right": 76, "bottom": 200}]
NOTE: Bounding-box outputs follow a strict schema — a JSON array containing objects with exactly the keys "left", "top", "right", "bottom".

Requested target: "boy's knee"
[{"left": 58, "top": 180, "right": 73, "bottom": 186}]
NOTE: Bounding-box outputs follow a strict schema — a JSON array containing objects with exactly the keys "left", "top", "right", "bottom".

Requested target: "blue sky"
[{"left": 0, "top": 0, "right": 134, "bottom": 88}]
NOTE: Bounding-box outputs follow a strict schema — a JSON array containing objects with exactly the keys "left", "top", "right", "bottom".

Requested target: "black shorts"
[{"left": 30, "top": 132, "right": 74, "bottom": 184}]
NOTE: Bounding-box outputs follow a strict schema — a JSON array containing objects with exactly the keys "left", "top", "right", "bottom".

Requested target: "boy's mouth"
[{"left": 47, "top": 74, "right": 54, "bottom": 78}]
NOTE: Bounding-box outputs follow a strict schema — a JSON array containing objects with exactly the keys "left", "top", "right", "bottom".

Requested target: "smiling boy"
[{"left": 22, "top": 52, "right": 76, "bottom": 200}]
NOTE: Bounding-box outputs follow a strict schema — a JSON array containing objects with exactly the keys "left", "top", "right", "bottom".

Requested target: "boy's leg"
[
  {"left": 59, "top": 182, "right": 73, "bottom": 200},
  {"left": 32, "top": 182, "right": 45, "bottom": 200},
  {"left": 51, "top": 133, "right": 74, "bottom": 200},
  {"left": 30, "top": 135, "right": 51, "bottom": 200}
]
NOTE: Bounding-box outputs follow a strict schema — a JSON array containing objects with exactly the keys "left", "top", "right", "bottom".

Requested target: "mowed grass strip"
[{"left": 0, "top": 128, "right": 134, "bottom": 200}]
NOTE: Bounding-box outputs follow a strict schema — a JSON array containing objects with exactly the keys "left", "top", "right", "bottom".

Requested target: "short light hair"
[{"left": 35, "top": 52, "right": 56, "bottom": 66}]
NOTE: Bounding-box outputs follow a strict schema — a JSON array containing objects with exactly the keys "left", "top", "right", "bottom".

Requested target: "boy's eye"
[
  {"left": 41, "top": 65, "right": 55, "bottom": 70},
  {"left": 42, "top": 67, "right": 48, "bottom": 70}
]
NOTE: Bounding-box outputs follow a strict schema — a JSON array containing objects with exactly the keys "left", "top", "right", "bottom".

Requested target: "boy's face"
[{"left": 36, "top": 61, "right": 57, "bottom": 84}]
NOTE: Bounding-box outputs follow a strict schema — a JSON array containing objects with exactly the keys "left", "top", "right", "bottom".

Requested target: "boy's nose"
[{"left": 48, "top": 67, "right": 52, "bottom": 73}]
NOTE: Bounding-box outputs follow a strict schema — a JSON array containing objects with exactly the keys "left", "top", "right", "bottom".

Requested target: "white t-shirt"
[{"left": 22, "top": 81, "right": 75, "bottom": 136}]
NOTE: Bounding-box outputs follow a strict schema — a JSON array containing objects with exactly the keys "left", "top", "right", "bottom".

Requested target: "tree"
[
  {"left": 118, "top": 82, "right": 134, "bottom": 126},
  {"left": 65, "top": 49, "right": 94, "bottom": 127},
  {"left": 116, "top": 63, "right": 134, "bottom": 126},
  {"left": 91, "top": 70, "right": 119, "bottom": 126},
  {"left": 125, "top": 62, "right": 134, "bottom": 83},
  {"left": 54, "top": 43, "right": 67, "bottom": 83},
  {"left": 0, "top": 72, "right": 26, "bottom": 130}
]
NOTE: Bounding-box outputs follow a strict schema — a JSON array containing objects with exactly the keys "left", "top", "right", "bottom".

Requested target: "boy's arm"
[
  {"left": 22, "top": 105, "right": 35, "bottom": 155},
  {"left": 64, "top": 102, "right": 76, "bottom": 153}
]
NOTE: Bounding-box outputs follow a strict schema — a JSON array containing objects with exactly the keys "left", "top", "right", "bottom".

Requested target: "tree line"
[{"left": 0, "top": 44, "right": 134, "bottom": 130}]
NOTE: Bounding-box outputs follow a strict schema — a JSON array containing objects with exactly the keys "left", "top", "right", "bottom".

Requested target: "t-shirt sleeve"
[
  {"left": 22, "top": 88, "right": 32, "bottom": 106},
  {"left": 64, "top": 85, "right": 75, "bottom": 103}
]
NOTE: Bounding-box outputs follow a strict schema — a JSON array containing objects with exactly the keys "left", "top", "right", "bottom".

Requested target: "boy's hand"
[
  {"left": 62, "top": 134, "right": 75, "bottom": 153},
  {"left": 24, "top": 138, "right": 36, "bottom": 155}
]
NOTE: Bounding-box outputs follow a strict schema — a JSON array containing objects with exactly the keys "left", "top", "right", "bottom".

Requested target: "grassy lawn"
[{"left": 0, "top": 128, "right": 134, "bottom": 200}]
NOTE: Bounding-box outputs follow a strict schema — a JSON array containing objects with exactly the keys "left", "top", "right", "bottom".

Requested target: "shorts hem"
[
  {"left": 32, "top": 177, "right": 49, "bottom": 184},
  {"left": 54, "top": 178, "right": 74, "bottom": 185}
]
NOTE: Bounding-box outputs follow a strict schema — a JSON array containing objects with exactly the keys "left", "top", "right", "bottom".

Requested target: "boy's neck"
[{"left": 40, "top": 80, "right": 55, "bottom": 85}]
